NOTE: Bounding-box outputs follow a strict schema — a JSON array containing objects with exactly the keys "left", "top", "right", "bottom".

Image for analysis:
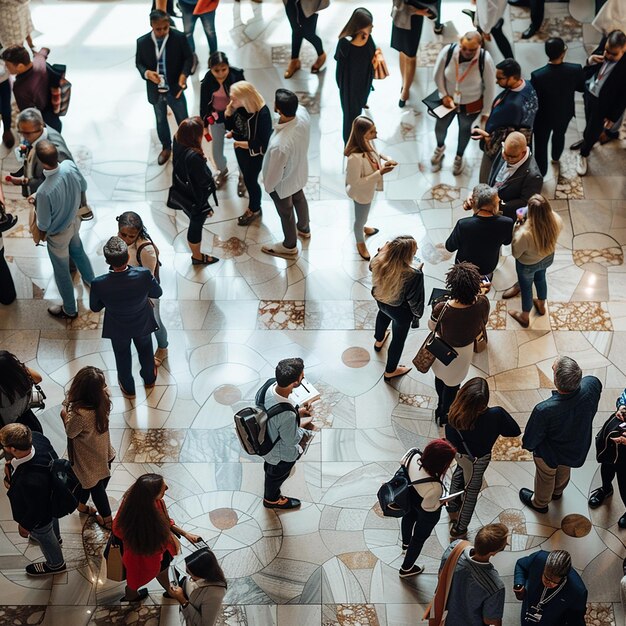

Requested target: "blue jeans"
[
  {"left": 110, "top": 334, "right": 156, "bottom": 395},
  {"left": 30, "top": 519, "right": 64, "bottom": 568},
  {"left": 179, "top": 2, "right": 217, "bottom": 54},
  {"left": 153, "top": 92, "right": 189, "bottom": 150},
  {"left": 152, "top": 298, "right": 168, "bottom": 349},
  {"left": 353, "top": 201, "right": 371, "bottom": 244},
  {"left": 46, "top": 217, "right": 95, "bottom": 316},
  {"left": 516, "top": 253, "right": 554, "bottom": 312}
]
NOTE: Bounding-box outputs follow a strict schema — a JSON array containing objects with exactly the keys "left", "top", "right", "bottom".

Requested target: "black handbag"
[
  {"left": 167, "top": 151, "right": 197, "bottom": 217},
  {"left": 426, "top": 301, "right": 458, "bottom": 366}
]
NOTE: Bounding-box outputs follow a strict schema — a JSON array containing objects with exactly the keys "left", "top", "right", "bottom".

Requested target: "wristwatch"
[{"left": 181, "top": 601, "right": 189, "bottom": 608}]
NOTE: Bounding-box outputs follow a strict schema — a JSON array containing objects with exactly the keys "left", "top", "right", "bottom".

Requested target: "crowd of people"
[{"left": 1, "top": 0, "right": 626, "bottom": 624}]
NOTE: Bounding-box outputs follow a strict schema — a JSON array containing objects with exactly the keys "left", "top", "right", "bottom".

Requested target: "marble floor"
[{"left": 1, "top": 0, "right": 625, "bottom": 624}]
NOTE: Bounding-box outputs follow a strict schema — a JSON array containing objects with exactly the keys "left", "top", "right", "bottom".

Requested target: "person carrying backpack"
[
  {"left": 398, "top": 439, "right": 457, "bottom": 578},
  {"left": 0, "top": 423, "right": 66, "bottom": 576},
  {"left": 430, "top": 32, "right": 496, "bottom": 176},
  {"left": 260, "top": 358, "right": 313, "bottom": 510}
]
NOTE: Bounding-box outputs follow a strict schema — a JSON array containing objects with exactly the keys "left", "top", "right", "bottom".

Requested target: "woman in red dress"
[{"left": 113, "top": 473, "right": 201, "bottom": 602}]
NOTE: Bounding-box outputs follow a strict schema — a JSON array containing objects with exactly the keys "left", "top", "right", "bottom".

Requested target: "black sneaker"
[
  {"left": 588, "top": 486, "right": 613, "bottom": 508},
  {"left": 26, "top": 561, "right": 66, "bottom": 576},
  {"left": 263, "top": 496, "right": 301, "bottom": 510},
  {"left": 399, "top": 564, "right": 424, "bottom": 578}
]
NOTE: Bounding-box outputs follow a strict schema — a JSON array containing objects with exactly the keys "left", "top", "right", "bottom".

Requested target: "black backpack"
[
  {"left": 234, "top": 378, "right": 298, "bottom": 456},
  {"left": 377, "top": 448, "right": 440, "bottom": 518},
  {"left": 30, "top": 456, "right": 82, "bottom": 519}
]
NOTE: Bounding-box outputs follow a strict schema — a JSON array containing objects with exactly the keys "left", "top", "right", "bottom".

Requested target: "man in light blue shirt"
[
  {"left": 261, "top": 357, "right": 313, "bottom": 510},
  {"left": 34, "top": 141, "right": 94, "bottom": 319}
]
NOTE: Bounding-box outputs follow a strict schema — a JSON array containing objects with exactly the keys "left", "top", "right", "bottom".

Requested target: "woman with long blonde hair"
[
  {"left": 224, "top": 81, "right": 272, "bottom": 225},
  {"left": 445, "top": 377, "right": 520, "bottom": 539},
  {"left": 508, "top": 194, "right": 563, "bottom": 328},
  {"left": 345, "top": 116, "right": 397, "bottom": 260},
  {"left": 370, "top": 235, "right": 424, "bottom": 381}
]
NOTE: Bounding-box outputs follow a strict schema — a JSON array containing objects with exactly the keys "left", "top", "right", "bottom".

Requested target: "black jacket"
[
  {"left": 7, "top": 431, "right": 58, "bottom": 530},
  {"left": 584, "top": 36, "right": 626, "bottom": 123},
  {"left": 199, "top": 66, "right": 245, "bottom": 123},
  {"left": 135, "top": 29, "right": 193, "bottom": 104},
  {"left": 224, "top": 106, "right": 273, "bottom": 156},
  {"left": 372, "top": 267, "right": 425, "bottom": 321},
  {"left": 488, "top": 152, "right": 543, "bottom": 220},
  {"left": 530, "top": 62, "right": 585, "bottom": 124},
  {"left": 172, "top": 141, "right": 214, "bottom": 211},
  {"left": 90, "top": 266, "right": 163, "bottom": 340}
]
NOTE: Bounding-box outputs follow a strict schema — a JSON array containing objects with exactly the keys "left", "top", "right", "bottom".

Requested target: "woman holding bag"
[
  {"left": 445, "top": 377, "right": 520, "bottom": 538},
  {"left": 335, "top": 7, "right": 376, "bottom": 145},
  {"left": 113, "top": 473, "right": 202, "bottom": 602},
  {"left": 61, "top": 366, "right": 116, "bottom": 530},
  {"left": 398, "top": 439, "right": 457, "bottom": 578},
  {"left": 169, "top": 550, "right": 227, "bottom": 625},
  {"left": 172, "top": 117, "right": 219, "bottom": 266},
  {"left": 0, "top": 350, "right": 43, "bottom": 433},
  {"left": 429, "top": 262, "right": 490, "bottom": 426},
  {"left": 370, "top": 236, "right": 425, "bottom": 381},
  {"left": 345, "top": 116, "right": 397, "bottom": 260}
]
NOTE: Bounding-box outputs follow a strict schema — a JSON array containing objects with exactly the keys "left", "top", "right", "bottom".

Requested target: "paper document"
[
  {"left": 432, "top": 104, "right": 456, "bottom": 119},
  {"left": 290, "top": 377, "right": 321, "bottom": 405}
]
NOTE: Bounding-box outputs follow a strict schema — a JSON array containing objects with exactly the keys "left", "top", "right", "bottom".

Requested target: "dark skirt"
[{"left": 391, "top": 15, "right": 424, "bottom": 58}]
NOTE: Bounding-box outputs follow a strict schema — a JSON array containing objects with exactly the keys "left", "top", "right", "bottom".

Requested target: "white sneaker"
[
  {"left": 452, "top": 155, "right": 464, "bottom": 175},
  {"left": 261, "top": 242, "right": 299, "bottom": 257},
  {"left": 576, "top": 154, "right": 588, "bottom": 176},
  {"left": 431, "top": 146, "right": 445, "bottom": 170}
]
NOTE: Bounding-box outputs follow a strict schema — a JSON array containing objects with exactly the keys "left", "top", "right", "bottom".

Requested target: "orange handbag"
[
  {"left": 193, "top": 0, "right": 219, "bottom": 15},
  {"left": 372, "top": 48, "right": 389, "bottom": 80}
]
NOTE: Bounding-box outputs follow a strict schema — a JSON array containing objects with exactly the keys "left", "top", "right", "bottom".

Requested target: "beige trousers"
[{"left": 533, "top": 456, "right": 571, "bottom": 508}]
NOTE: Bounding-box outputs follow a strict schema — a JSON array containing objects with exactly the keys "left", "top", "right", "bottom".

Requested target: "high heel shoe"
[{"left": 284, "top": 59, "right": 301, "bottom": 79}]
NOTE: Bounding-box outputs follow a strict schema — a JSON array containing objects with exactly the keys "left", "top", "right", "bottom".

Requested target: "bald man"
[
  {"left": 34, "top": 140, "right": 94, "bottom": 319},
  {"left": 432, "top": 31, "right": 496, "bottom": 176},
  {"left": 487, "top": 131, "right": 542, "bottom": 221}
]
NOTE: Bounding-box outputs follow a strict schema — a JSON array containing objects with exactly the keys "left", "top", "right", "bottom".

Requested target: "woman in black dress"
[
  {"left": 391, "top": 0, "right": 431, "bottom": 107},
  {"left": 335, "top": 8, "right": 375, "bottom": 145}
]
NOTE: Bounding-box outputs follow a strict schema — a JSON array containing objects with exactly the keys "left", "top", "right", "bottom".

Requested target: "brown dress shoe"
[
  {"left": 157, "top": 148, "right": 171, "bottom": 166},
  {"left": 502, "top": 283, "right": 521, "bottom": 299},
  {"left": 508, "top": 310, "right": 529, "bottom": 328},
  {"left": 533, "top": 298, "right": 546, "bottom": 315}
]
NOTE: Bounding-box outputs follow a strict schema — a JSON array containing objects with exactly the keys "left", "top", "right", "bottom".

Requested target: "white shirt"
[
  {"left": 262, "top": 108, "right": 310, "bottom": 199},
  {"left": 495, "top": 149, "right": 531, "bottom": 186},
  {"left": 406, "top": 453, "right": 443, "bottom": 512},
  {"left": 9, "top": 446, "right": 35, "bottom": 471}
]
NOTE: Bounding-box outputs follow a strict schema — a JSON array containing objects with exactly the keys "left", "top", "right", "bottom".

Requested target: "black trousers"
[
  {"left": 491, "top": 18, "right": 514, "bottom": 59},
  {"left": 235, "top": 148, "right": 264, "bottom": 212},
  {"left": 0, "top": 80, "right": 11, "bottom": 129},
  {"left": 601, "top": 455, "right": 626, "bottom": 509},
  {"left": 580, "top": 91, "right": 607, "bottom": 157},
  {"left": 285, "top": 0, "right": 324, "bottom": 59},
  {"left": 374, "top": 301, "right": 413, "bottom": 374},
  {"left": 187, "top": 211, "right": 208, "bottom": 245},
  {"left": 533, "top": 116, "right": 571, "bottom": 176},
  {"left": 78, "top": 476, "right": 112, "bottom": 517},
  {"left": 434, "top": 377, "right": 460, "bottom": 425},
  {"left": 401, "top": 496, "right": 441, "bottom": 569},
  {"left": 263, "top": 460, "right": 296, "bottom": 501},
  {"left": 529, "top": 0, "right": 545, "bottom": 28},
  {"left": 0, "top": 244, "right": 16, "bottom": 305}
]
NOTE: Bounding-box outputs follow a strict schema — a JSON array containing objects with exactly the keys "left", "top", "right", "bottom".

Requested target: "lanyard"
[
  {"left": 151, "top": 33, "right": 169, "bottom": 62},
  {"left": 537, "top": 577, "right": 567, "bottom": 609},
  {"left": 455, "top": 53, "right": 479, "bottom": 86},
  {"left": 596, "top": 61, "right": 613, "bottom": 82}
]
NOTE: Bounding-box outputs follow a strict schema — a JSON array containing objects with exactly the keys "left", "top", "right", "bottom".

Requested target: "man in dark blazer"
[
  {"left": 489, "top": 131, "right": 544, "bottom": 300},
  {"left": 574, "top": 29, "right": 626, "bottom": 176},
  {"left": 531, "top": 38, "right": 585, "bottom": 177},
  {"left": 90, "top": 237, "right": 163, "bottom": 398},
  {"left": 136, "top": 9, "right": 193, "bottom": 165}
]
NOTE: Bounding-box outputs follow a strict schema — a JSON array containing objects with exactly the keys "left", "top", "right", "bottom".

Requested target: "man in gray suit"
[{"left": 6, "top": 108, "right": 93, "bottom": 220}]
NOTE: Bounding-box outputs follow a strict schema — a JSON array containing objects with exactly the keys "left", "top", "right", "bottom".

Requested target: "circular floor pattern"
[
  {"left": 561, "top": 513, "right": 592, "bottom": 538},
  {"left": 341, "top": 347, "right": 371, "bottom": 368}
]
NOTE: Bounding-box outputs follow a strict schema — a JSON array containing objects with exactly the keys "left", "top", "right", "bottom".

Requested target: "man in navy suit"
[
  {"left": 531, "top": 38, "right": 585, "bottom": 177},
  {"left": 136, "top": 10, "right": 193, "bottom": 166},
  {"left": 90, "top": 237, "right": 163, "bottom": 398}
]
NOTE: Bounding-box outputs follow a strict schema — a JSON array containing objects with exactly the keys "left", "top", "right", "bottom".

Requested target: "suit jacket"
[
  {"left": 584, "top": 36, "right": 626, "bottom": 122},
  {"left": 135, "top": 29, "right": 193, "bottom": 105},
  {"left": 530, "top": 62, "right": 585, "bottom": 124},
  {"left": 90, "top": 266, "right": 163, "bottom": 340},
  {"left": 488, "top": 152, "right": 543, "bottom": 219},
  {"left": 27, "top": 127, "right": 73, "bottom": 194}
]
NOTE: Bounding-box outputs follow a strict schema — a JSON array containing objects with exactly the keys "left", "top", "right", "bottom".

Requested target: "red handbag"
[{"left": 193, "top": 0, "right": 219, "bottom": 15}]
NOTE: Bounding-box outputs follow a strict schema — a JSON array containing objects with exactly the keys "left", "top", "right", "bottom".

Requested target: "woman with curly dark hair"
[
  {"left": 61, "top": 366, "right": 116, "bottom": 529},
  {"left": 430, "top": 262, "right": 490, "bottom": 425},
  {"left": 113, "top": 474, "right": 202, "bottom": 602}
]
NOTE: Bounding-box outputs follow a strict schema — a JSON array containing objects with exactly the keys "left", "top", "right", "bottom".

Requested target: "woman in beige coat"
[
  {"left": 169, "top": 549, "right": 227, "bottom": 626},
  {"left": 345, "top": 116, "right": 397, "bottom": 260},
  {"left": 61, "top": 366, "right": 116, "bottom": 529}
]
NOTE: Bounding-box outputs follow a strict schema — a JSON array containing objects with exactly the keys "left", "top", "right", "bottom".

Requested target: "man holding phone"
[{"left": 136, "top": 10, "right": 193, "bottom": 166}]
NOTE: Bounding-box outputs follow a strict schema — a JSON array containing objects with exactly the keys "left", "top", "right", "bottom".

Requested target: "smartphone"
[{"left": 516, "top": 207, "right": 528, "bottom": 220}]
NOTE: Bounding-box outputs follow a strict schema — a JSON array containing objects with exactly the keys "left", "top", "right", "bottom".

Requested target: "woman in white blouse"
[{"left": 344, "top": 116, "right": 397, "bottom": 260}]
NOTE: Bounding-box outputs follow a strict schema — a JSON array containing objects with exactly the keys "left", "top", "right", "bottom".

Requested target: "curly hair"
[{"left": 445, "top": 262, "right": 482, "bottom": 305}]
